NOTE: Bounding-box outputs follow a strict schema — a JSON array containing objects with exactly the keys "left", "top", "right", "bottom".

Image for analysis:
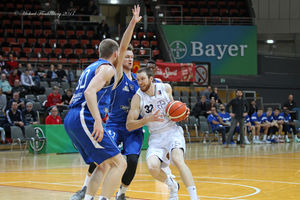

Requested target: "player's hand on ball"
[
  {"left": 92, "top": 119, "right": 104, "bottom": 142},
  {"left": 184, "top": 108, "right": 190, "bottom": 121},
  {"left": 147, "top": 109, "right": 164, "bottom": 123},
  {"left": 132, "top": 5, "right": 142, "bottom": 23}
]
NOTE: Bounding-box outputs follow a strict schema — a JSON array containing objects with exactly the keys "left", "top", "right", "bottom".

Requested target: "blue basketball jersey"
[
  {"left": 69, "top": 59, "right": 114, "bottom": 119},
  {"left": 106, "top": 72, "right": 139, "bottom": 125}
]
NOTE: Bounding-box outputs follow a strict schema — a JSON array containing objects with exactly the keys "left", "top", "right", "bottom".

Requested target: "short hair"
[
  {"left": 127, "top": 44, "right": 133, "bottom": 51},
  {"left": 146, "top": 59, "right": 156, "bottom": 67},
  {"left": 274, "top": 108, "right": 281, "bottom": 112},
  {"left": 267, "top": 107, "right": 273, "bottom": 112},
  {"left": 53, "top": 86, "right": 59, "bottom": 90},
  {"left": 98, "top": 39, "right": 119, "bottom": 59},
  {"left": 26, "top": 102, "right": 33, "bottom": 106},
  {"left": 137, "top": 67, "right": 154, "bottom": 78}
]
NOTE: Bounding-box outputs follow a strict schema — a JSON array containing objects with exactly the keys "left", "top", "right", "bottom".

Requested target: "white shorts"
[{"left": 146, "top": 125, "right": 186, "bottom": 166}]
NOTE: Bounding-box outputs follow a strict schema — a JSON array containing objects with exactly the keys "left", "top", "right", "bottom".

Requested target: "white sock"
[
  {"left": 117, "top": 185, "right": 128, "bottom": 197},
  {"left": 271, "top": 135, "right": 275, "bottom": 139},
  {"left": 285, "top": 135, "right": 289, "bottom": 139},
  {"left": 187, "top": 186, "right": 198, "bottom": 200},
  {"left": 83, "top": 174, "right": 91, "bottom": 189},
  {"left": 252, "top": 136, "right": 256, "bottom": 141},
  {"left": 98, "top": 196, "right": 108, "bottom": 200},
  {"left": 237, "top": 134, "right": 240, "bottom": 141},
  {"left": 256, "top": 136, "right": 259, "bottom": 141},
  {"left": 84, "top": 194, "right": 93, "bottom": 200},
  {"left": 244, "top": 136, "right": 248, "bottom": 141},
  {"left": 263, "top": 135, "right": 267, "bottom": 141}
]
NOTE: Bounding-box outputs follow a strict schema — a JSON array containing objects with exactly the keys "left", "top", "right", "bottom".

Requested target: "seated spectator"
[
  {"left": 282, "top": 107, "right": 298, "bottom": 143},
  {"left": 45, "top": 106, "right": 62, "bottom": 124},
  {"left": 5, "top": 101, "right": 25, "bottom": 135},
  {"left": 36, "top": 65, "right": 47, "bottom": 81},
  {"left": 7, "top": 92, "right": 25, "bottom": 110},
  {"left": 251, "top": 108, "right": 270, "bottom": 144},
  {"left": 201, "top": 85, "right": 212, "bottom": 101},
  {"left": 46, "top": 64, "right": 58, "bottom": 82},
  {"left": 22, "top": 102, "right": 38, "bottom": 125},
  {"left": 208, "top": 106, "right": 226, "bottom": 144},
  {"left": 248, "top": 100, "right": 257, "bottom": 117},
  {"left": 209, "top": 87, "right": 222, "bottom": 104},
  {"left": 283, "top": 94, "right": 297, "bottom": 120},
  {"left": 27, "top": 63, "right": 40, "bottom": 86},
  {"left": 6, "top": 54, "right": 18, "bottom": 71},
  {"left": 209, "top": 97, "right": 218, "bottom": 110},
  {"left": 46, "top": 86, "right": 63, "bottom": 108},
  {"left": 11, "top": 79, "right": 27, "bottom": 98},
  {"left": 0, "top": 54, "right": 6, "bottom": 69},
  {"left": 273, "top": 108, "right": 284, "bottom": 140},
  {"left": 0, "top": 88, "right": 7, "bottom": 116},
  {"left": 17, "top": 63, "right": 24, "bottom": 76},
  {"left": 21, "top": 69, "right": 45, "bottom": 95},
  {"left": 81, "top": 0, "right": 98, "bottom": 15},
  {"left": 0, "top": 73, "right": 12, "bottom": 96},
  {"left": 8, "top": 69, "right": 20, "bottom": 86},
  {"left": 67, "top": 66, "right": 75, "bottom": 84},
  {"left": 56, "top": 64, "right": 68, "bottom": 82},
  {"left": 191, "top": 95, "right": 210, "bottom": 118},
  {"left": 62, "top": 89, "right": 73, "bottom": 105}
]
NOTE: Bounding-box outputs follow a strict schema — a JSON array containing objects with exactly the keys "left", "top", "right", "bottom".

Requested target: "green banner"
[{"left": 162, "top": 25, "right": 257, "bottom": 75}]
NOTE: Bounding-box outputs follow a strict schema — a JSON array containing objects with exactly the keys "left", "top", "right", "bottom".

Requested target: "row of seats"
[
  {"left": 170, "top": 7, "right": 248, "bottom": 17},
  {"left": 166, "top": 0, "right": 247, "bottom": 9}
]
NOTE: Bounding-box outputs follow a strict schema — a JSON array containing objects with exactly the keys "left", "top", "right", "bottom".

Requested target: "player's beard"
[{"left": 140, "top": 80, "right": 151, "bottom": 92}]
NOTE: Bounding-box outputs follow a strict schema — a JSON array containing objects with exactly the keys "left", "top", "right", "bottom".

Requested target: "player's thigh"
[{"left": 122, "top": 128, "right": 144, "bottom": 155}]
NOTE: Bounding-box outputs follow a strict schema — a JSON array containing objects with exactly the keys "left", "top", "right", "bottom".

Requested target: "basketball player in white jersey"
[{"left": 126, "top": 67, "right": 198, "bottom": 200}]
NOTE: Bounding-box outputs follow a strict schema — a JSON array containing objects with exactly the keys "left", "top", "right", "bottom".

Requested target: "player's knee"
[
  {"left": 127, "top": 154, "right": 139, "bottom": 168},
  {"left": 147, "top": 163, "right": 160, "bottom": 177},
  {"left": 172, "top": 156, "right": 185, "bottom": 169}
]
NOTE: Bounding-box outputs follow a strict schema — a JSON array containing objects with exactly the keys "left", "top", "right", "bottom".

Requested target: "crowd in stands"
[
  {"left": 191, "top": 86, "right": 299, "bottom": 145},
  {"left": 0, "top": 53, "right": 72, "bottom": 144}
]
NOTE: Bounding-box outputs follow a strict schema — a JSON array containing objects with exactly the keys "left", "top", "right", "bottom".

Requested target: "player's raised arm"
[
  {"left": 84, "top": 65, "right": 115, "bottom": 142},
  {"left": 114, "top": 5, "right": 142, "bottom": 88},
  {"left": 126, "top": 94, "right": 163, "bottom": 131}
]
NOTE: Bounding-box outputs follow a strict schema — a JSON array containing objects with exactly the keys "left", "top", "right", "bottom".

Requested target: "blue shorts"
[
  {"left": 64, "top": 108, "right": 120, "bottom": 165},
  {"left": 106, "top": 124, "right": 143, "bottom": 156}
]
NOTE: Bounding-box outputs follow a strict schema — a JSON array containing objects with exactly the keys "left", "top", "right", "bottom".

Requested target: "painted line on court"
[{"left": 193, "top": 176, "right": 300, "bottom": 185}]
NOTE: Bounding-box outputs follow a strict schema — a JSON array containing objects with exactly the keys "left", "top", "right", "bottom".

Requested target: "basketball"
[{"left": 165, "top": 100, "right": 188, "bottom": 122}]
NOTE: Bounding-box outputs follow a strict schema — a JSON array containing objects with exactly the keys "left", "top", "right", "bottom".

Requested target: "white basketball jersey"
[{"left": 136, "top": 83, "right": 176, "bottom": 133}]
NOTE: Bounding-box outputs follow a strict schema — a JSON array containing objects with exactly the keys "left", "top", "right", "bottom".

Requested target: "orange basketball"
[{"left": 165, "top": 100, "right": 188, "bottom": 122}]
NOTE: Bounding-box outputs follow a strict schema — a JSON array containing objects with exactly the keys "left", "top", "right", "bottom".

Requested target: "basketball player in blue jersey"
[{"left": 64, "top": 5, "right": 141, "bottom": 200}]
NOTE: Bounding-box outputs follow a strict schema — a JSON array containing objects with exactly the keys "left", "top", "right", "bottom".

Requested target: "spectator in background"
[
  {"left": 0, "top": 54, "right": 6, "bottom": 68},
  {"left": 97, "top": 20, "right": 110, "bottom": 38},
  {"left": 202, "top": 85, "right": 212, "bottom": 101},
  {"left": 21, "top": 69, "right": 44, "bottom": 94},
  {"left": 6, "top": 101, "right": 25, "bottom": 135},
  {"left": 67, "top": 66, "right": 75, "bottom": 84},
  {"left": 191, "top": 95, "right": 210, "bottom": 118},
  {"left": 45, "top": 106, "right": 62, "bottom": 124},
  {"left": 225, "top": 89, "right": 249, "bottom": 148},
  {"left": 17, "top": 63, "right": 24, "bottom": 76},
  {"left": 46, "top": 86, "right": 62, "bottom": 108},
  {"left": 0, "top": 88, "right": 7, "bottom": 116},
  {"left": 209, "top": 87, "right": 222, "bottom": 104},
  {"left": 62, "top": 89, "right": 73, "bottom": 105},
  {"left": 0, "top": 126, "right": 5, "bottom": 144},
  {"left": 209, "top": 97, "right": 219, "bottom": 111},
  {"left": 12, "top": 79, "right": 27, "bottom": 98},
  {"left": 248, "top": 100, "right": 257, "bottom": 117},
  {"left": 56, "top": 64, "right": 68, "bottom": 82},
  {"left": 22, "top": 102, "right": 38, "bottom": 125},
  {"left": 46, "top": 64, "right": 58, "bottom": 82},
  {"left": 282, "top": 107, "right": 298, "bottom": 143},
  {"left": 36, "top": 65, "right": 47, "bottom": 81},
  {"left": 283, "top": 94, "right": 297, "bottom": 120},
  {"left": 208, "top": 106, "right": 227, "bottom": 144},
  {"left": 27, "top": 63, "right": 40, "bottom": 86},
  {"left": 218, "top": 104, "right": 231, "bottom": 132},
  {"left": 8, "top": 69, "right": 20, "bottom": 86},
  {"left": 0, "top": 73, "right": 12, "bottom": 96},
  {"left": 6, "top": 54, "right": 18, "bottom": 71},
  {"left": 7, "top": 92, "right": 25, "bottom": 110}
]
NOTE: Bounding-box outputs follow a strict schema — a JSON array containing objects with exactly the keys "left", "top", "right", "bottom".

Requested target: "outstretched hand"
[
  {"left": 132, "top": 5, "right": 142, "bottom": 23},
  {"left": 146, "top": 109, "right": 164, "bottom": 123}
]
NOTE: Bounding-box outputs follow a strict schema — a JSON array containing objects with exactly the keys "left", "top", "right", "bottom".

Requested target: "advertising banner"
[
  {"left": 155, "top": 62, "right": 195, "bottom": 82},
  {"left": 162, "top": 25, "right": 257, "bottom": 75}
]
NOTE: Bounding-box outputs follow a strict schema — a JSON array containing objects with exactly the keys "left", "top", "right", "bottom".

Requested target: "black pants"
[{"left": 226, "top": 117, "right": 245, "bottom": 145}]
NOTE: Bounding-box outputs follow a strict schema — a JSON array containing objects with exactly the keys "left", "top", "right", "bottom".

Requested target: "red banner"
[{"left": 155, "top": 63, "right": 195, "bottom": 82}]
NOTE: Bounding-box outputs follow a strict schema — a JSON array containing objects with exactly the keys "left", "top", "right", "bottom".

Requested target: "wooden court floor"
[{"left": 0, "top": 143, "right": 300, "bottom": 200}]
